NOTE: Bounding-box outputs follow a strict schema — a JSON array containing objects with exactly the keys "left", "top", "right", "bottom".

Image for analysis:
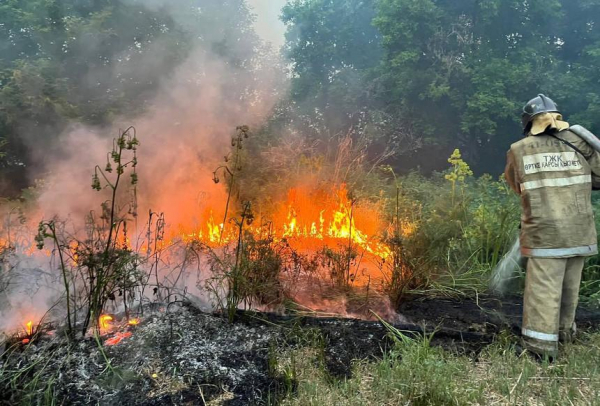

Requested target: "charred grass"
[{"left": 281, "top": 329, "right": 600, "bottom": 406}]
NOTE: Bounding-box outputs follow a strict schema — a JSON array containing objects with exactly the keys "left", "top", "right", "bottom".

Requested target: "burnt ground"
[
  {"left": 254, "top": 294, "right": 600, "bottom": 379},
  {"left": 399, "top": 294, "right": 600, "bottom": 336},
  {"left": 2, "top": 295, "right": 600, "bottom": 405}
]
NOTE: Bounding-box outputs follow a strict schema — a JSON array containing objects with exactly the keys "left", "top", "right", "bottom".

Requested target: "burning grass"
[
  {"left": 1, "top": 123, "right": 600, "bottom": 405},
  {"left": 181, "top": 184, "right": 394, "bottom": 258},
  {"left": 0, "top": 132, "right": 591, "bottom": 342},
  {"left": 0, "top": 126, "right": 420, "bottom": 339}
]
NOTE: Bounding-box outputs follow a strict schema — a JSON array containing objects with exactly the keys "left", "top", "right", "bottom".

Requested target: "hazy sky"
[{"left": 247, "top": 0, "right": 287, "bottom": 47}]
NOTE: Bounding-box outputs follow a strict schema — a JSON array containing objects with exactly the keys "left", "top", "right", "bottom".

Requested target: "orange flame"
[
  {"left": 0, "top": 238, "right": 10, "bottom": 251},
  {"left": 69, "top": 241, "right": 80, "bottom": 265},
  {"left": 128, "top": 318, "right": 140, "bottom": 326},
  {"left": 25, "top": 321, "right": 33, "bottom": 336},
  {"left": 181, "top": 184, "right": 394, "bottom": 259}
]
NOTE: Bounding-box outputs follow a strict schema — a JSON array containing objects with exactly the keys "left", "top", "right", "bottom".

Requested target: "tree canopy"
[
  {"left": 1, "top": 0, "right": 600, "bottom": 195},
  {"left": 282, "top": 0, "right": 600, "bottom": 174}
]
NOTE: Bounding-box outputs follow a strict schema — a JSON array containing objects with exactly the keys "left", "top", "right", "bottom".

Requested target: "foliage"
[
  {"left": 281, "top": 0, "right": 382, "bottom": 128},
  {"left": 444, "top": 148, "right": 473, "bottom": 200},
  {"left": 318, "top": 245, "right": 359, "bottom": 289},
  {"left": 35, "top": 127, "right": 141, "bottom": 335},
  {"left": 279, "top": 0, "right": 420, "bottom": 167},
  {"left": 0, "top": 0, "right": 262, "bottom": 196},
  {"left": 204, "top": 225, "right": 287, "bottom": 322},
  {"left": 380, "top": 149, "right": 520, "bottom": 298},
  {"left": 282, "top": 0, "right": 600, "bottom": 175},
  {"left": 240, "top": 131, "right": 521, "bottom": 300}
]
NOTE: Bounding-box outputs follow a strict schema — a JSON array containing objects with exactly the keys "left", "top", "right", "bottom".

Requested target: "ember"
[{"left": 104, "top": 331, "right": 132, "bottom": 346}]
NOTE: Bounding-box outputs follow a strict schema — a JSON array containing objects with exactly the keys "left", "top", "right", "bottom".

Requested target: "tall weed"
[{"left": 385, "top": 150, "right": 520, "bottom": 297}]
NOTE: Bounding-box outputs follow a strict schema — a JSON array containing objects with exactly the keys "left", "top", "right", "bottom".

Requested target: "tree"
[
  {"left": 0, "top": 0, "right": 263, "bottom": 196},
  {"left": 373, "top": 0, "right": 570, "bottom": 173},
  {"left": 281, "top": 0, "right": 383, "bottom": 139},
  {"left": 282, "top": 0, "right": 600, "bottom": 174}
]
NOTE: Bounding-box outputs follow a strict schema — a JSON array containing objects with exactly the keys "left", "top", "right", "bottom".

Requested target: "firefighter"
[{"left": 505, "top": 94, "right": 600, "bottom": 359}]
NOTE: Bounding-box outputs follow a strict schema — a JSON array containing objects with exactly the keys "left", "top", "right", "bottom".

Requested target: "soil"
[
  {"left": 399, "top": 294, "right": 600, "bottom": 334},
  {"left": 2, "top": 295, "right": 599, "bottom": 405}
]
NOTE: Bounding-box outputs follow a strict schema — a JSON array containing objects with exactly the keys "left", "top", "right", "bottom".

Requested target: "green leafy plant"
[
  {"left": 36, "top": 127, "right": 141, "bottom": 335},
  {"left": 380, "top": 150, "right": 519, "bottom": 297}
]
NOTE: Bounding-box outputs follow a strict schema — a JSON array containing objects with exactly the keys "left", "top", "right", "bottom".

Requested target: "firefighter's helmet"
[{"left": 521, "top": 94, "right": 560, "bottom": 132}]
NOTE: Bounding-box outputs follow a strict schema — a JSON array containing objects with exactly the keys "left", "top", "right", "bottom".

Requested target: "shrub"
[
  {"left": 35, "top": 127, "right": 141, "bottom": 336},
  {"left": 384, "top": 150, "right": 520, "bottom": 297}
]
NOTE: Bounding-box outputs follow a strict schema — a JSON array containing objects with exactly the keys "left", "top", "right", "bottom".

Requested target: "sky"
[{"left": 247, "top": 0, "right": 288, "bottom": 47}]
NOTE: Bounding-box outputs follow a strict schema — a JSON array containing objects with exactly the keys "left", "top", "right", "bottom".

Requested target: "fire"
[
  {"left": 183, "top": 184, "right": 393, "bottom": 259},
  {"left": 99, "top": 315, "right": 113, "bottom": 330},
  {"left": 0, "top": 238, "right": 10, "bottom": 251},
  {"left": 69, "top": 241, "right": 79, "bottom": 265},
  {"left": 275, "top": 185, "right": 390, "bottom": 256},
  {"left": 20, "top": 321, "right": 34, "bottom": 344},
  {"left": 128, "top": 318, "right": 140, "bottom": 326}
]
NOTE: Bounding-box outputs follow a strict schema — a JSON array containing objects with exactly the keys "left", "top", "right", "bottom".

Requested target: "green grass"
[{"left": 280, "top": 330, "right": 600, "bottom": 405}]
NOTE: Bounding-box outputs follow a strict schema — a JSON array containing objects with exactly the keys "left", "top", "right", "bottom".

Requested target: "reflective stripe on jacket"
[{"left": 505, "top": 129, "right": 600, "bottom": 258}]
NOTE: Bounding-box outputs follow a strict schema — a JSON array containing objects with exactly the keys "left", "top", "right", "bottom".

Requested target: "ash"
[{"left": 1, "top": 303, "right": 285, "bottom": 405}]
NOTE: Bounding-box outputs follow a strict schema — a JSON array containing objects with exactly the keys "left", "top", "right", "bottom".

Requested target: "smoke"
[
  {"left": 247, "top": 0, "right": 288, "bottom": 47},
  {"left": 34, "top": 0, "right": 287, "bottom": 231},
  {"left": 37, "top": 49, "right": 284, "bottom": 228},
  {"left": 0, "top": 0, "right": 289, "bottom": 333}
]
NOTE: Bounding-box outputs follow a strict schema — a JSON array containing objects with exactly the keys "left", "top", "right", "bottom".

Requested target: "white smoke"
[
  {"left": 0, "top": 0, "right": 289, "bottom": 334},
  {"left": 247, "top": 0, "right": 287, "bottom": 47}
]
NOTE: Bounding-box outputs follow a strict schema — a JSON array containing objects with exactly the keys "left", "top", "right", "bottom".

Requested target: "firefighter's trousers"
[{"left": 522, "top": 257, "right": 584, "bottom": 356}]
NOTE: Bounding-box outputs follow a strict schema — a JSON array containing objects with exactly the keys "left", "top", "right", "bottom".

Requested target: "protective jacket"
[{"left": 505, "top": 128, "right": 600, "bottom": 258}]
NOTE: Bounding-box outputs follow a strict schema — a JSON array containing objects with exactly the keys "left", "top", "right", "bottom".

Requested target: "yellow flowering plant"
[{"left": 445, "top": 149, "right": 473, "bottom": 202}]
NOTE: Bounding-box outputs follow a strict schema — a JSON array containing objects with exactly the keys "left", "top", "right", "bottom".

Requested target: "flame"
[
  {"left": 128, "top": 318, "right": 140, "bottom": 326},
  {"left": 99, "top": 315, "right": 113, "bottom": 330},
  {"left": 182, "top": 184, "right": 394, "bottom": 259},
  {"left": 69, "top": 241, "right": 79, "bottom": 265},
  {"left": 177, "top": 209, "right": 227, "bottom": 246},
  {"left": 0, "top": 238, "right": 10, "bottom": 251},
  {"left": 20, "top": 321, "right": 34, "bottom": 344}
]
